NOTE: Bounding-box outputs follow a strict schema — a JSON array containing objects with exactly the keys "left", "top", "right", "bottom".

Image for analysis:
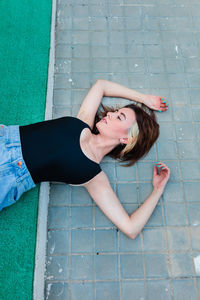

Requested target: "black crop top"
[{"left": 19, "top": 117, "right": 102, "bottom": 185}]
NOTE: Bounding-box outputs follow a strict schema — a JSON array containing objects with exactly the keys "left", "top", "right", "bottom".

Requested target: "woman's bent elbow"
[{"left": 124, "top": 229, "right": 138, "bottom": 240}]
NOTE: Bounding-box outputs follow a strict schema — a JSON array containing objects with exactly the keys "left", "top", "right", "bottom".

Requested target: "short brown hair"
[{"left": 92, "top": 103, "right": 159, "bottom": 166}]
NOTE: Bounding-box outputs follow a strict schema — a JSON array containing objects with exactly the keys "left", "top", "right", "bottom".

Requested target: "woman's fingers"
[
  {"left": 156, "top": 162, "right": 170, "bottom": 174},
  {"left": 159, "top": 97, "right": 168, "bottom": 111}
]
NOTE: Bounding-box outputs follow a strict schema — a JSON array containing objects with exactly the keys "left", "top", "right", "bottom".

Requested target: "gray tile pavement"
[{"left": 45, "top": 0, "right": 200, "bottom": 299}]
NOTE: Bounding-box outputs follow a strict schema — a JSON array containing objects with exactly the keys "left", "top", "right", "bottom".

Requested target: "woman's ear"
[{"left": 120, "top": 137, "right": 134, "bottom": 145}]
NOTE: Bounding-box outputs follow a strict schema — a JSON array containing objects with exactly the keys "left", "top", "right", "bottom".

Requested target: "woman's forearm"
[
  {"left": 100, "top": 79, "right": 147, "bottom": 104},
  {"left": 129, "top": 188, "right": 163, "bottom": 239}
]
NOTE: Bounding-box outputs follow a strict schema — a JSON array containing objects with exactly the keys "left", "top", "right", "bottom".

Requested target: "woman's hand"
[
  {"left": 153, "top": 162, "right": 170, "bottom": 193},
  {"left": 143, "top": 95, "right": 168, "bottom": 112}
]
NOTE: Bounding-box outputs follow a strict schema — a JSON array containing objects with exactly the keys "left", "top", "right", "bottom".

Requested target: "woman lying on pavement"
[{"left": 0, "top": 79, "right": 170, "bottom": 239}]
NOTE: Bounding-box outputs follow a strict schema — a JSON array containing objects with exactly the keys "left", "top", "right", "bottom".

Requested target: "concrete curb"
[{"left": 33, "top": 0, "right": 56, "bottom": 298}]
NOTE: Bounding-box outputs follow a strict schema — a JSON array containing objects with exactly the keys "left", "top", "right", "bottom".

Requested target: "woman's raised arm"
[
  {"left": 84, "top": 162, "right": 170, "bottom": 239},
  {"left": 99, "top": 79, "right": 168, "bottom": 112},
  {"left": 77, "top": 79, "right": 168, "bottom": 129}
]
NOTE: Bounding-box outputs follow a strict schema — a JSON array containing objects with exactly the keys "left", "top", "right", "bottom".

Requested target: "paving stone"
[
  {"left": 129, "top": 74, "right": 150, "bottom": 88},
  {"left": 157, "top": 140, "right": 178, "bottom": 160},
  {"left": 120, "top": 254, "right": 144, "bottom": 279},
  {"left": 55, "top": 44, "right": 72, "bottom": 58},
  {"left": 170, "top": 253, "right": 194, "bottom": 277},
  {"left": 187, "top": 74, "right": 200, "bottom": 88},
  {"left": 72, "top": 44, "right": 90, "bottom": 57},
  {"left": 47, "top": 230, "right": 70, "bottom": 255},
  {"left": 183, "top": 58, "right": 200, "bottom": 73},
  {"left": 116, "top": 164, "right": 137, "bottom": 182},
  {"left": 71, "top": 283, "right": 94, "bottom": 300},
  {"left": 95, "top": 205, "right": 115, "bottom": 228},
  {"left": 192, "top": 106, "right": 200, "bottom": 122},
  {"left": 143, "top": 16, "right": 159, "bottom": 31},
  {"left": 127, "top": 58, "right": 146, "bottom": 73},
  {"left": 48, "top": 207, "right": 70, "bottom": 229},
  {"left": 168, "top": 74, "right": 187, "bottom": 88},
  {"left": 170, "top": 88, "right": 189, "bottom": 105},
  {"left": 72, "top": 58, "right": 90, "bottom": 72},
  {"left": 162, "top": 182, "right": 184, "bottom": 203},
  {"left": 166, "top": 227, "right": 190, "bottom": 251},
  {"left": 197, "top": 279, "right": 200, "bottom": 299},
  {"left": 149, "top": 74, "right": 168, "bottom": 88},
  {"left": 175, "top": 122, "right": 195, "bottom": 140},
  {"left": 53, "top": 89, "right": 71, "bottom": 106},
  {"left": 147, "top": 58, "right": 165, "bottom": 73},
  {"left": 147, "top": 280, "right": 172, "bottom": 300},
  {"left": 71, "top": 206, "right": 93, "bottom": 228},
  {"left": 172, "top": 279, "right": 197, "bottom": 300},
  {"left": 145, "top": 254, "right": 169, "bottom": 278},
  {"left": 54, "top": 73, "right": 72, "bottom": 89},
  {"left": 49, "top": 183, "right": 71, "bottom": 206},
  {"left": 96, "top": 254, "right": 118, "bottom": 280},
  {"left": 71, "top": 255, "right": 94, "bottom": 280},
  {"left": 96, "top": 282, "right": 120, "bottom": 300},
  {"left": 92, "top": 58, "right": 109, "bottom": 72},
  {"left": 116, "top": 183, "right": 138, "bottom": 204},
  {"left": 72, "top": 17, "right": 89, "bottom": 30},
  {"left": 91, "top": 45, "right": 107, "bottom": 57},
  {"left": 159, "top": 122, "right": 176, "bottom": 140},
  {"left": 55, "top": 58, "right": 72, "bottom": 73},
  {"left": 89, "top": 17, "right": 107, "bottom": 30},
  {"left": 56, "top": 30, "right": 72, "bottom": 44},
  {"left": 101, "top": 162, "right": 115, "bottom": 182},
  {"left": 138, "top": 162, "right": 155, "bottom": 181},
  {"left": 189, "top": 88, "right": 200, "bottom": 105},
  {"left": 143, "top": 228, "right": 166, "bottom": 252},
  {"left": 164, "top": 203, "right": 187, "bottom": 226},
  {"left": 45, "top": 256, "right": 69, "bottom": 280},
  {"left": 72, "top": 5, "right": 89, "bottom": 17},
  {"left": 156, "top": 108, "right": 173, "bottom": 122},
  {"left": 71, "top": 89, "right": 87, "bottom": 105},
  {"left": 71, "top": 229, "right": 94, "bottom": 253},
  {"left": 158, "top": 4, "right": 189, "bottom": 17},
  {"left": 145, "top": 45, "right": 162, "bottom": 57},
  {"left": 95, "top": 229, "right": 118, "bottom": 253},
  {"left": 71, "top": 186, "right": 92, "bottom": 205},
  {"left": 186, "top": 203, "right": 200, "bottom": 226},
  {"left": 165, "top": 58, "right": 184, "bottom": 73},
  {"left": 45, "top": 282, "right": 68, "bottom": 300},
  {"left": 71, "top": 72, "right": 90, "bottom": 88},
  {"left": 141, "top": 144, "right": 157, "bottom": 161},
  {"left": 173, "top": 106, "right": 193, "bottom": 122},
  {"left": 177, "top": 141, "right": 199, "bottom": 159},
  {"left": 180, "top": 161, "right": 200, "bottom": 181},
  {"left": 184, "top": 182, "right": 200, "bottom": 202},
  {"left": 119, "top": 231, "right": 142, "bottom": 252},
  {"left": 121, "top": 281, "right": 146, "bottom": 300},
  {"left": 53, "top": 106, "right": 72, "bottom": 118}
]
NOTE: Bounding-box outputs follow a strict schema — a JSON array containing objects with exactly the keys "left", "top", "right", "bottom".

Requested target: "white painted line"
[
  {"left": 194, "top": 255, "right": 200, "bottom": 275},
  {"left": 33, "top": 0, "right": 56, "bottom": 298}
]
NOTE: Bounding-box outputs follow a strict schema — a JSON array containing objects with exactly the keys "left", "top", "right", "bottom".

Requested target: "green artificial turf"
[{"left": 0, "top": 0, "right": 52, "bottom": 299}]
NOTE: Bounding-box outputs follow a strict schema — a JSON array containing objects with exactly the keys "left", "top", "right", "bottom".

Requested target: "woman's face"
[{"left": 96, "top": 107, "right": 136, "bottom": 142}]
